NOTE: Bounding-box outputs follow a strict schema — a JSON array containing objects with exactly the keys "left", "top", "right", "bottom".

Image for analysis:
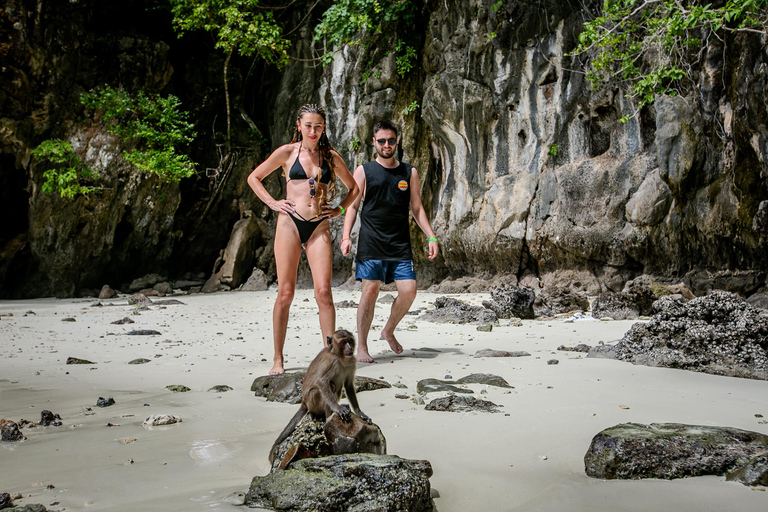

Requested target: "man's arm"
[
  {"left": 409, "top": 167, "right": 438, "bottom": 259},
  {"left": 341, "top": 165, "right": 366, "bottom": 256}
]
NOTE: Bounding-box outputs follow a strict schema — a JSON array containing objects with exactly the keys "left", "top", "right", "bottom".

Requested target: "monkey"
[{"left": 269, "top": 329, "right": 371, "bottom": 463}]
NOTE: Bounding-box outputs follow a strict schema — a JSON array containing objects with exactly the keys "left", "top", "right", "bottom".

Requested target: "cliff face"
[{"left": 1, "top": 0, "right": 767, "bottom": 298}]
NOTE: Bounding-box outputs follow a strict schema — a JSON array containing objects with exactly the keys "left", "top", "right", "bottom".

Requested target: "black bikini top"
[{"left": 287, "top": 141, "right": 332, "bottom": 184}]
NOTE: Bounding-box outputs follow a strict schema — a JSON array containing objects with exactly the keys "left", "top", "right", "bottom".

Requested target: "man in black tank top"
[{"left": 341, "top": 121, "right": 438, "bottom": 363}]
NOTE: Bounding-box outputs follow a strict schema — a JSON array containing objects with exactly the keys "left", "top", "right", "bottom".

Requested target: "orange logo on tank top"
[{"left": 397, "top": 180, "right": 408, "bottom": 191}]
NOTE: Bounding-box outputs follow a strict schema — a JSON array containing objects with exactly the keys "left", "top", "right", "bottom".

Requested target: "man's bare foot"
[
  {"left": 357, "top": 349, "right": 375, "bottom": 363},
  {"left": 268, "top": 360, "right": 285, "bottom": 375},
  {"left": 380, "top": 330, "right": 404, "bottom": 354}
]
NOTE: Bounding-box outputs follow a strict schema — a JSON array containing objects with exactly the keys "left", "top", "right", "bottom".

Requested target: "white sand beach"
[{"left": 1, "top": 289, "right": 767, "bottom": 511}]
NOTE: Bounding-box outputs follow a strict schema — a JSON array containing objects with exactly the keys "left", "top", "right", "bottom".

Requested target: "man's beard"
[{"left": 376, "top": 146, "right": 395, "bottom": 159}]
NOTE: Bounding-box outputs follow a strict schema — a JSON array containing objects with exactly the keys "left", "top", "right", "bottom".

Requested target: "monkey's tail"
[{"left": 269, "top": 405, "right": 308, "bottom": 464}]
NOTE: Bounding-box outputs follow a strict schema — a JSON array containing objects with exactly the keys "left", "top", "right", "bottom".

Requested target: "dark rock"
[
  {"left": 1, "top": 421, "right": 26, "bottom": 442},
  {"left": 128, "top": 358, "right": 151, "bottom": 364},
  {"left": 592, "top": 284, "right": 656, "bottom": 320},
  {"left": 474, "top": 349, "right": 531, "bottom": 358},
  {"left": 247, "top": 453, "right": 434, "bottom": 512},
  {"left": 0, "top": 493, "right": 12, "bottom": 509},
  {"left": 589, "top": 291, "right": 768, "bottom": 379},
  {"left": 153, "top": 282, "right": 173, "bottom": 295},
  {"left": 66, "top": 357, "right": 95, "bottom": 365},
  {"left": 39, "top": 410, "right": 62, "bottom": 426},
  {"left": 207, "top": 385, "right": 233, "bottom": 392},
  {"left": 124, "top": 329, "right": 162, "bottom": 335},
  {"left": 251, "top": 371, "right": 306, "bottom": 404},
  {"left": 152, "top": 299, "right": 185, "bottom": 305},
  {"left": 111, "top": 317, "right": 134, "bottom": 324},
  {"left": 454, "top": 373, "right": 512, "bottom": 388},
  {"left": 128, "top": 293, "right": 153, "bottom": 306},
  {"left": 558, "top": 344, "right": 591, "bottom": 352},
  {"left": 753, "top": 200, "right": 768, "bottom": 234},
  {"left": 165, "top": 385, "right": 191, "bottom": 392},
  {"left": 482, "top": 283, "right": 535, "bottom": 319},
  {"left": 61, "top": 317, "right": 76, "bottom": 322},
  {"left": 584, "top": 423, "right": 768, "bottom": 482},
  {"left": 270, "top": 413, "right": 332, "bottom": 471},
  {"left": 252, "top": 373, "right": 391, "bottom": 404},
  {"left": 425, "top": 395, "right": 502, "bottom": 413},
  {"left": 323, "top": 412, "right": 387, "bottom": 458},
  {"left": 418, "top": 296, "right": 497, "bottom": 324},
  {"left": 129, "top": 274, "right": 165, "bottom": 292},
  {"left": 726, "top": 452, "right": 768, "bottom": 486},
  {"left": 96, "top": 397, "right": 115, "bottom": 407},
  {"left": 547, "top": 359, "right": 559, "bottom": 365},
  {"left": 416, "top": 378, "right": 473, "bottom": 394},
  {"left": 99, "top": 285, "right": 118, "bottom": 299},
  {"left": 334, "top": 299, "right": 358, "bottom": 308},
  {"left": 2, "top": 505, "right": 50, "bottom": 512},
  {"left": 534, "top": 287, "right": 590, "bottom": 317}
]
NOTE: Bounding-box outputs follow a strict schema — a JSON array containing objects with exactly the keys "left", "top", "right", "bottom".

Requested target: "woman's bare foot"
[
  {"left": 268, "top": 358, "right": 285, "bottom": 375},
  {"left": 380, "top": 330, "right": 404, "bottom": 354}
]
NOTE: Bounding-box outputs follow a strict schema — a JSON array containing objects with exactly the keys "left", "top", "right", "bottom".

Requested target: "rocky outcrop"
[
  {"left": 585, "top": 423, "right": 768, "bottom": 485},
  {"left": 588, "top": 291, "right": 768, "bottom": 379}
]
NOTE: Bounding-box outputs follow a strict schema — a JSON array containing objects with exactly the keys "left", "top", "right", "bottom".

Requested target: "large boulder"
[
  {"left": 247, "top": 453, "right": 435, "bottom": 512},
  {"left": 585, "top": 422, "right": 768, "bottom": 485},
  {"left": 588, "top": 291, "right": 768, "bottom": 379},
  {"left": 482, "top": 283, "right": 535, "bottom": 319}
]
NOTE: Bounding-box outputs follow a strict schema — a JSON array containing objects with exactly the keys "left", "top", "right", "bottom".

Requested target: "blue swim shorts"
[{"left": 355, "top": 260, "right": 416, "bottom": 284}]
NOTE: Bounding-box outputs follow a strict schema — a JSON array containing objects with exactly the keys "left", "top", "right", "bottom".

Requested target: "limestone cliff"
[{"left": 1, "top": 0, "right": 766, "bottom": 298}]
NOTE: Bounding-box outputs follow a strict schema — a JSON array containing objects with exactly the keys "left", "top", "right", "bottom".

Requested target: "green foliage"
[
  {"left": 81, "top": 87, "right": 196, "bottom": 183},
  {"left": 349, "top": 136, "right": 361, "bottom": 151},
  {"left": 394, "top": 40, "right": 418, "bottom": 77},
  {"left": 32, "top": 140, "right": 99, "bottom": 199},
  {"left": 572, "top": 0, "right": 768, "bottom": 117},
  {"left": 402, "top": 100, "right": 420, "bottom": 116},
  {"left": 168, "top": 0, "right": 289, "bottom": 67},
  {"left": 315, "top": 0, "right": 417, "bottom": 62},
  {"left": 491, "top": 0, "right": 503, "bottom": 11},
  {"left": 547, "top": 143, "right": 559, "bottom": 157}
]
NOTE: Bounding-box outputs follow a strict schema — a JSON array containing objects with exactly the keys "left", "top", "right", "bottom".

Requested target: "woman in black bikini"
[{"left": 247, "top": 104, "right": 358, "bottom": 375}]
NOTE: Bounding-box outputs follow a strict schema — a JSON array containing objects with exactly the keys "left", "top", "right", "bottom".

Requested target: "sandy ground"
[{"left": 1, "top": 289, "right": 768, "bottom": 512}]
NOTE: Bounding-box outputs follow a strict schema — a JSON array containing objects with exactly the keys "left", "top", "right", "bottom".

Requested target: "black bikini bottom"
[{"left": 289, "top": 213, "right": 326, "bottom": 244}]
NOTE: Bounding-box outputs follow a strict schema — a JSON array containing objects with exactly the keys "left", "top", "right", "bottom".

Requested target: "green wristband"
[
  {"left": 338, "top": 205, "right": 345, "bottom": 215},
  {"left": 427, "top": 238, "right": 438, "bottom": 242}
]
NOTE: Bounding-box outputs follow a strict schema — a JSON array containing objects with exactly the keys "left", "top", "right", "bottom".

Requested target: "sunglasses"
[
  {"left": 308, "top": 177, "right": 316, "bottom": 198},
  {"left": 376, "top": 138, "right": 397, "bottom": 147}
]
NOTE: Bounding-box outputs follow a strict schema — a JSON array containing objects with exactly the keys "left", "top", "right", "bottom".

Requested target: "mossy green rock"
[
  {"left": 585, "top": 423, "right": 768, "bottom": 482},
  {"left": 247, "top": 453, "right": 434, "bottom": 511}
]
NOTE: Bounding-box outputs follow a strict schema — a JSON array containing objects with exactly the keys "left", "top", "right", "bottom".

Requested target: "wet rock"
[
  {"left": 1, "top": 421, "right": 26, "bottom": 442},
  {"left": 208, "top": 385, "right": 233, "bottom": 393},
  {"left": 111, "top": 317, "right": 135, "bottom": 324},
  {"left": 416, "top": 378, "right": 473, "bottom": 394},
  {"left": 124, "top": 329, "right": 162, "bottom": 336},
  {"left": 455, "top": 373, "right": 512, "bottom": 388},
  {"left": 324, "top": 412, "right": 386, "bottom": 458},
  {"left": 252, "top": 373, "right": 390, "bottom": 404},
  {"left": 726, "top": 452, "right": 768, "bottom": 486},
  {"left": 585, "top": 423, "right": 768, "bottom": 482},
  {"left": 39, "top": 410, "right": 62, "bottom": 426},
  {"left": 588, "top": 291, "right": 768, "bottom": 379},
  {"left": 143, "top": 414, "right": 182, "bottom": 427},
  {"left": 66, "top": 357, "right": 95, "bottom": 365},
  {"left": 96, "top": 397, "right": 115, "bottom": 407},
  {"left": 482, "top": 283, "right": 535, "bottom": 319},
  {"left": 251, "top": 371, "right": 306, "bottom": 404},
  {"left": 99, "top": 285, "right": 118, "bottom": 299},
  {"left": 425, "top": 395, "right": 502, "bottom": 413},
  {"left": 419, "top": 296, "right": 497, "bottom": 324},
  {"left": 474, "top": 349, "right": 531, "bottom": 358},
  {"left": 248, "top": 453, "right": 434, "bottom": 511},
  {"left": 128, "top": 358, "right": 151, "bottom": 364},
  {"left": 165, "top": 385, "right": 191, "bottom": 392}
]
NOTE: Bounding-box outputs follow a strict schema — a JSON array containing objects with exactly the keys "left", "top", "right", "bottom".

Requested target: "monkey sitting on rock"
[{"left": 269, "top": 329, "right": 371, "bottom": 463}]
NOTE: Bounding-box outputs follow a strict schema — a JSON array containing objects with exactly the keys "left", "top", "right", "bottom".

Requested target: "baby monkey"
[{"left": 269, "top": 329, "right": 371, "bottom": 463}]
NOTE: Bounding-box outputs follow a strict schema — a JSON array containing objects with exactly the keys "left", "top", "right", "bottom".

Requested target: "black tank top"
[{"left": 356, "top": 160, "right": 413, "bottom": 262}]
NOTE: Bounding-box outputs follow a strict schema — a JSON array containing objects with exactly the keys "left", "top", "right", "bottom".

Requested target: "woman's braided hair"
[{"left": 291, "top": 103, "right": 337, "bottom": 202}]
